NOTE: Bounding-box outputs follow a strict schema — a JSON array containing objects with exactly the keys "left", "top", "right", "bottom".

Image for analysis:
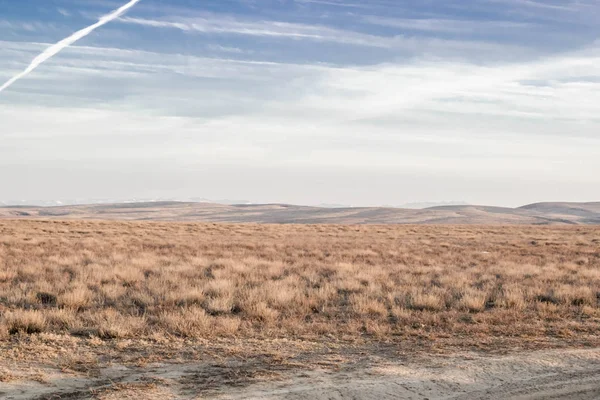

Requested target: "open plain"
[{"left": 1, "top": 219, "right": 600, "bottom": 398}]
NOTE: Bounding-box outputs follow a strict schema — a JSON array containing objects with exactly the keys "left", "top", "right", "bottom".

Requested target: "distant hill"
[
  {"left": 401, "top": 201, "right": 469, "bottom": 209},
  {"left": 1, "top": 201, "right": 599, "bottom": 224},
  {"left": 519, "top": 202, "right": 600, "bottom": 214}
]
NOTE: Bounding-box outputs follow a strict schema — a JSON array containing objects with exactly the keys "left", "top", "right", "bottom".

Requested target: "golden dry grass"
[{"left": 1, "top": 220, "right": 599, "bottom": 347}]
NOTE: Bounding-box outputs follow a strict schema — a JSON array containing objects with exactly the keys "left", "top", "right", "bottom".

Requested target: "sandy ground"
[{"left": 2, "top": 348, "right": 600, "bottom": 399}]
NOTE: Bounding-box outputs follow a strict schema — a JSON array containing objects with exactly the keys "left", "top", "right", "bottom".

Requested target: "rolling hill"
[{"left": 1, "top": 201, "right": 599, "bottom": 224}]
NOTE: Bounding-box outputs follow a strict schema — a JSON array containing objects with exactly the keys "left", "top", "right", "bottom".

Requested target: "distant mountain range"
[
  {"left": 0, "top": 197, "right": 253, "bottom": 207},
  {"left": 1, "top": 201, "right": 599, "bottom": 225},
  {"left": 0, "top": 198, "right": 465, "bottom": 209}
]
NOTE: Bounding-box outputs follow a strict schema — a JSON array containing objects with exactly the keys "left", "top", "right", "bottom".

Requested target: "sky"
[{"left": 1, "top": 0, "right": 599, "bottom": 207}]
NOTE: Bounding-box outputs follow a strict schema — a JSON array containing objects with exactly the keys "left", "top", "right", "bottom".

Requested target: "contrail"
[{"left": 0, "top": 0, "right": 142, "bottom": 94}]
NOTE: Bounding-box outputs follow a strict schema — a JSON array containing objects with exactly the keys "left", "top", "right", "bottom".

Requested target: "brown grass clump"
[
  {"left": 3, "top": 310, "right": 47, "bottom": 335},
  {"left": 58, "top": 285, "right": 93, "bottom": 310},
  {"left": 158, "top": 307, "right": 211, "bottom": 338},
  {"left": 0, "top": 220, "right": 599, "bottom": 347}
]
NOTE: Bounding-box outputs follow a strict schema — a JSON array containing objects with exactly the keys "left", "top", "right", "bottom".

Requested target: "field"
[{"left": 1, "top": 220, "right": 600, "bottom": 398}]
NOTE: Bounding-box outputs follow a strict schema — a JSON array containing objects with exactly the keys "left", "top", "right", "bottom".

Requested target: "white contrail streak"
[{"left": 0, "top": 0, "right": 142, "bottom": 94}]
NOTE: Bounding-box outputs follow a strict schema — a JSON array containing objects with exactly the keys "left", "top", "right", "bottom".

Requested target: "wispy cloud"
[
  {"left": 2, "top": 35, "right": 599, "bottom": 126},
  {"left": 207, "top": 44, "right": 251, "bottom": 54},
  {"left": 486, "top": 0, "right": 583, "bottom": 12},
  {"left": 468, "top": 0, "right": 600, "bottom": 24},
  {"left": 0, "top": 20, "right": 57, "bottom": 33},
  {"left": 293, "top": 0, "right": 369, "bottom": 8},
  {"left": 363, "top": 16, "right": 534, "bottom": 34},
  {"left": 119, "top": 15, "right": 392, "bottom": 48},
  {"left": 57, "top": 8, "right": 72, "bottom": 17},
  {"left": 117, "top": 14, "right": 532, "bottom": 61}
]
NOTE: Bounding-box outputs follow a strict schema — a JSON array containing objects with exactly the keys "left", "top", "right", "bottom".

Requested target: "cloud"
[
  {"left": 362, "top": 16, "right": 534, "bottom": 34},
  {"left": 119, "top": 15, "right": 393, "bottom": 48},
  {"left": 305, "top": 51, "right": 600, "bottom": 125},
  {"left": 486, "top": 0, "right": 582, "bottom": 12},
  {"left": 116, "top": 14, "right": 533, "bottom": 62},
  {"left": 469, "top": 0, "right": 600, "bottom": 24},
  {"left": 2, "top": 37, "right": 599, "bottom": 126},
  {"left": 0, "top": 20, "right": 58, "bottom": 33},
  {"left": 293, "top": 0, "right": 369, "bottom": 8},
  {"left": 57, "top": 8, "right": 72, "bottom": 17},
  {"left": 207, "top": 44, "right": 249, "bottom": 54}
]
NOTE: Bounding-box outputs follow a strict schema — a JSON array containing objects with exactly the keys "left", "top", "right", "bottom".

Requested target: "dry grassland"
[{"left": 1, "top": 219, "right": 599, "bottom": 352}]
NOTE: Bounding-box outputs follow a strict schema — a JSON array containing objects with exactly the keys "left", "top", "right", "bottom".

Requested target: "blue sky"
[{"left": 1, "top": 0, "right": 599, "bottom": 206}]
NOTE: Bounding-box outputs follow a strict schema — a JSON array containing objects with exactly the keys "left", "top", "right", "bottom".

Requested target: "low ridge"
[{"left": 1, "top": 201, "right": 599, "bottom": 225}]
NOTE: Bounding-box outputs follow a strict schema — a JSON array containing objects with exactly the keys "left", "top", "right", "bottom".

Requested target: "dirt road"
[
  {"left": 2, "top": 348, "right": 600, "bottom": 399},
  {"left": 218, "top": 348, "right": 600, "bottom": 400}
]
